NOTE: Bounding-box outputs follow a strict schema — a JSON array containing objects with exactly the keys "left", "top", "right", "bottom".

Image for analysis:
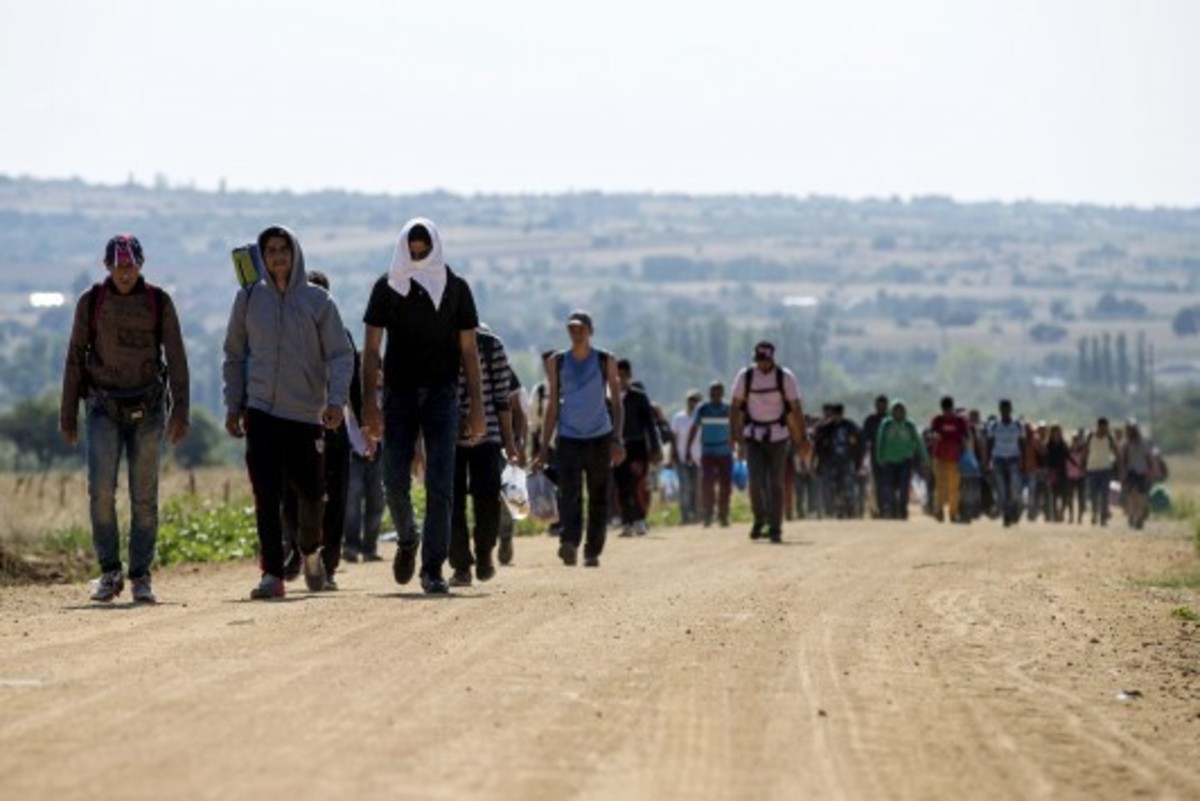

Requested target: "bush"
[{"left": 155, "top": 496, "right": 258, "bottom": 566}]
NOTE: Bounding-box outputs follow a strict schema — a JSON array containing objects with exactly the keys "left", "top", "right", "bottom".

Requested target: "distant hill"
[{"left": 1, "top": 174, "right": 1198, "bottom": 422}]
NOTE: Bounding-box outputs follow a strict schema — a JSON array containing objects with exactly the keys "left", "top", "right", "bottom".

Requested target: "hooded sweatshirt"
[
  {"left": 222, "top": 226, "right": 353, "bottom": 425},
  {"left": 876, "top": 401, "right": 928, "bottom": 465}
]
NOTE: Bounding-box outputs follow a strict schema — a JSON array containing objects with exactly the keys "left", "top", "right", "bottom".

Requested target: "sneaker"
[
  {"left": 393, "top": 544, "right": 418, "bottom": 585},
  {"left": 323, "top": 575, "right": 339, "bottom": 591},
  {"left": 769, "top": 531, "right": 783, "bottom": 544},
  {"left": 283, "top": 549, "right": 302, "bottom": 582},
  {"left": 749, "top": 525, "right": 764, "bottom": 540},
  {"left": 558, "top": 541, "right": 578, "bottom": 566},
  {"left": 250, "top": 574, "right": 286, "bottom": 600},
  {"left": 583, "top": 555, "right": 600, "bottom": 568},
  {"left": 421, "top": 572, "right": 450, "bottom": 595},
  {"left": 303, "top": 551, "right": 327, "bottom": 592},
  {"left": 131, "top": 575, "right": 157, "bottom": 604},
  {"left": 475, "top": 558, "right": 496, "bottom": 583},
  {"left": 449, "top": 568, "right": 473, "bottom": 587},
  {"left": 498, "top": 537, "right": 514, "bottom": 566},
  {"left": 362, "top": 552, "right": 384, "bottom": 562},
  {"left": 618, "top": 525, "right": 633, "bottom": 538},
  {"left": 634, "top": 520, "right": 648, "bottom": 537},
  {"left": 90, "top": 570, "right": 124, "bottom": 603},
  {"left": 341, "top": 548, "right": 361, "bottom": 564},
  {"left": 719, "top": 517, "right": 730, "bottom": 528}
]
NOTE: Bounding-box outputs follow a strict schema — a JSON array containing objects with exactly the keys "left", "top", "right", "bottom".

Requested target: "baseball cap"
[
  {"left": 753, "top": 341, "right": 775, "bottom": 361},
  {"left": 104, "top": 234, "right": 144, "bottom": 267},
  {"left": 566, "top": 310, "right": 594, "bottom": 331}
]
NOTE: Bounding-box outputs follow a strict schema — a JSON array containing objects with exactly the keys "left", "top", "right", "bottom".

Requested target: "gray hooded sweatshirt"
[{"left": 222, "top": 227, "right": 353, "bottom": 425}]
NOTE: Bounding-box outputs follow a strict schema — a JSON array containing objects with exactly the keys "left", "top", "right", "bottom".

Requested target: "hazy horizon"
[{"left": 2, "top": 0, "right": 1198, "bottom": 208}]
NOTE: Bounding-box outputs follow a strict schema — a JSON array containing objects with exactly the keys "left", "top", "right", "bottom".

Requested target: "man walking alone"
[{"left": 61, "top": 234, "right": 189, "bottom": 603}]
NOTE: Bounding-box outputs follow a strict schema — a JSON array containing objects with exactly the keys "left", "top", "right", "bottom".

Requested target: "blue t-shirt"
[
  {"left": 693, "top": 401, "right": 732, "bottom": 456},
  {"left": 558, "top": 349, "right": 613, "bottom": 440}
]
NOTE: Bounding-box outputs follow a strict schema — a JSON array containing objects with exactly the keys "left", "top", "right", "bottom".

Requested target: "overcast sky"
[{"left": 1, "top": 0, "right": 1196, "bottom": 206}]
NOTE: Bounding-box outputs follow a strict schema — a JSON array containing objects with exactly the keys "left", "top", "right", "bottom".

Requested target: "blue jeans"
[
  {"left": 344, "top": 455, "right": 385, "bottom": 556},
  {"left": 382, "top": 383, "right": 460, "bottom": 577},
  {"left": 86, "top": 397, "right": 164, "bottom": 577},
  {"left": 992, "top": 457, "right": 1022, "bottom": 522}
]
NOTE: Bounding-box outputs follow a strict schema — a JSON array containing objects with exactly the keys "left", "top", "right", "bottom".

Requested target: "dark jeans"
[
  {"left": 677, "top": 462, "right": 699, "bottom": 523},
  {"left": 344, "top": 454, "right": 385, "bottom": 556},
  {"left": 746, "top": 439, "right": 789, "bottom": 535},
  {"left": 878, "top": 460, "right": 913, "bottom": 520},
  {"left": 557, "top": 436, "right": 611, "bottom": 558},
  {"left": 700, "top": 454, "right": 732, "bottom": 523},
  {"left": 614, "top": 440, "right": 649, "bottom": 525},
  {"left": 1087, "top": 468, "right": 1113, "bottom": 524},
  {"left": 871, "top": 464, "right": 885, "bottom": 518},
  {"left": 382, "top": 383, "right": 459, "bottom": 578},
  {"left": 246, "top": 409, "right": 325, "bottom": 580},
  {"left": 450, "top": 442, "right": 503, "bottom": 571},
  {"left": 86, "top": 397, "right": 165, "bottom": 578}
]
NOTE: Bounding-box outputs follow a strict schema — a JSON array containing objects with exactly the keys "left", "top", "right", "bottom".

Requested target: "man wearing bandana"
[
  {"left": 60, "top": 234, "right": 190, "bottom": 603},
  {"left": 361, "top": 219, "right": 486, "bottom": 595}
]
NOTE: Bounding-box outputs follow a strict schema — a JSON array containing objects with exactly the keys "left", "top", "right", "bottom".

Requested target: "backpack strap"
[
  {"left": 741, "top": 365, "right": 791, "bottom": 426},
  {"left": 88, "top": 281, "right": 165, "bottom": 353}
]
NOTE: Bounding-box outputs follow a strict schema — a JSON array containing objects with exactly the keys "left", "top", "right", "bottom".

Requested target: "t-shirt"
[
  {"left": 930, "top": 412, "right": 969, "bottom": 463},
  {"left": 362, "top": 269, "right": 479, "bottom": 390},
  {"left": 558, "top": 349, "right": 612, "bottom": 441},
  {"left": 671, "top": 408, "right": 702, "bottom": 463},
  {"left": 731, "top": 366, "right": 801, "bottom": 443},
  {"left": 989, "top": 419, "right": 1023, "bottom": 460},
  {"left": 456, "top": 328, "right": 510, "bottom": 447},
  {"left": 693, "top": 401, "right": 732, "bottom": 457}
]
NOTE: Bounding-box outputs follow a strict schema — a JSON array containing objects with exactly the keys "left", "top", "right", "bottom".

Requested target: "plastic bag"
[
  {"left": 527, "top": 471, "right": 559, "bottom": 522},
  {"left": 500, "top": 464, "right": 530, "bottom": 521},
  {"left": 660, "top": 467, "right": 680, "bottom": 502},
  {"left": 732, "top": 459, "right": 749, "bottom": 491}
]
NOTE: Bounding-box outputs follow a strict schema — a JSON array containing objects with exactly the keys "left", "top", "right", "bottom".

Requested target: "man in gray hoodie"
[{"left": 223, "top": 225, "right": 354, "bottom": 600}]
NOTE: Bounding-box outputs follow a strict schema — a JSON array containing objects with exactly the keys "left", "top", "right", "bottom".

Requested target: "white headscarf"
[{"left": 387, "top": 217, "right": 447, "bottom": 309}]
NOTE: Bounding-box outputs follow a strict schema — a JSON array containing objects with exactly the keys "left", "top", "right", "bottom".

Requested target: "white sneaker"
[
  {"left": 303, "top": 551, "right": 327, "bottom": 592},
  {"left": 634, "top": 520, "right": 648, "bottom": 537}
]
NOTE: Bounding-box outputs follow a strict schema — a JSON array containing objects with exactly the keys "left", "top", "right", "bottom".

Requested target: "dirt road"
[{"left": 1, "top": 518, "right": 1198, "bottom": 801}]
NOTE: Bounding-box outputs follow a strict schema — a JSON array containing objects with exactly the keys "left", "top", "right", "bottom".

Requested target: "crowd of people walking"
[{"left": 58, "top": 224, "right": 1172, "bottom": 604}]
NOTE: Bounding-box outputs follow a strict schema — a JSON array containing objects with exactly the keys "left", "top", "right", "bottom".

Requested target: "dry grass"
[{"left": 0, "top": 464, "right": 246, "bottom": 547}]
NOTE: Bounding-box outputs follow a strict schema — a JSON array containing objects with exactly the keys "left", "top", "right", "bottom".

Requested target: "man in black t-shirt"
[{"left": 361, "top": 219, "right": 486, "bottom": 595}]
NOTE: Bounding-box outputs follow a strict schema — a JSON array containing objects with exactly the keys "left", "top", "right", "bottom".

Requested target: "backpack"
[
  {"left": 553, "top": 348, "right": 611, "bottom": 392},
  {"left": 87, "top": 281, "right": 165, "bottom": 354},
  {"left": 739, "top": 365, "right": 791, "bottom": 427}
]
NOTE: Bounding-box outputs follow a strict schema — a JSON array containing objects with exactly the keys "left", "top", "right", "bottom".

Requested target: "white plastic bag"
[
  {"left": 527, "top": 471, "right": 559, "bottom": 522},
  {"left": 500, "top": 464, "right": 531, "bottom": 521},
  {"left": 660, "top": 467, "right": 680, "bottom": 502}
]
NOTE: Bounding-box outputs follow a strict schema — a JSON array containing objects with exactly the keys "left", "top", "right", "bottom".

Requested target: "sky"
[{"left": 1, "top": 0, "right": 1197, "bottom": 207}]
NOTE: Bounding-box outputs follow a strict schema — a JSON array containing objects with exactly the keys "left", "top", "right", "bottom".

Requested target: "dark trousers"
[
  {"left": 284, "top": 426, "right": 350, "bottom": 575},
  {"left": 613, "top": 440, "right": 649, "bottom": 525},
  {"left": 344, "top": 454, "right": 385, "bottom": 556},
  {"left": 381, "top": 383, "right": 460, "bottom": 579},
  {"left": 557, "top": 436, "right": 611, "bottom": 558},
  {"left": 246, "top": 409, "right": 325, "bottom": 579},
  {"left": 747, "top": 439, "right": 789, "bottom": 535},
  {"left": 879, "top": 460, "right": 913, "bottom": 520},
  {"left": 450, "top": 443, "right": 503, "bottom": 572},
  {"left": 700, "top": 454, "right": 733, "bottom": 523}
]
